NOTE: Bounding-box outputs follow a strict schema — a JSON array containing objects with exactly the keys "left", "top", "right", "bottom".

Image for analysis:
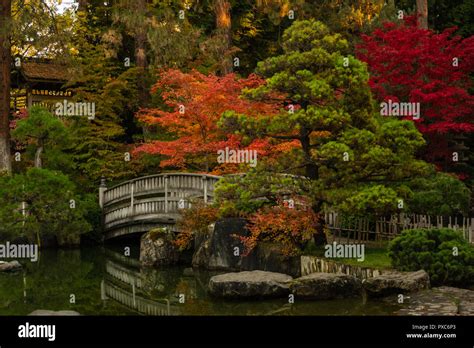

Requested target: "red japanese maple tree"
[
  {"left": 356, "top": 16, "right": 474, "bottom": 167},
  {"left": 134, "top": 69, "right": 296, "bottom": 173}
]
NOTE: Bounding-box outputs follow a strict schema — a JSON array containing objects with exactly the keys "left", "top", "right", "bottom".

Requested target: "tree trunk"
[
  {"left": 134, "top": 0, "right": 149, "bottom": 108},
  {"left": 135, "top": 29, "right": 148, "bottom": 105},
  {"left": 214, "top": 0, "right": 232, "bottom": 75},
  {"left": 135, "top": 32, "right": 147, "bottom": 69},
  {"left": 0, "top": 0, "right": 12, "bottom": 174},
  {"left": 34, "top": 140, "right": 43, "bottom": 168},
  {"left": 312, "top": 192, "right": 328, "bottom": 246},
  {"left": 78, "top": 0, "right": 88, "bottom": 11},
  {"left": 299, "top": 127, "right": 318, "bottom": 180},
  {"left": 299, "top": 125, "right": 327, "bottom": 245},
  {"left": 134, "top": 0, "right": 148, "bottom": 70},
  {"left": 416, "top": 0, "right": 428, "bottom": 29}
]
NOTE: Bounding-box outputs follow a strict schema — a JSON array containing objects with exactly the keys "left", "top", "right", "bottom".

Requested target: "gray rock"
[
  {"left": 29, "top": 310, "right": 80, "bottom": 316},
  {"left": 140, "top": 228, "right": 179, "bottom": 267},
  {"left": 289, "top": 272, "right": 363, "bottom": 300},
  {"left": 0, "top": 260, "right": 22, "bottom": 272},
  {"left": 208, "top": 270, "right": 293, "bottom": 299},
  {"left": 192, "top": 219, "right": 300, "bottom": 276},
  {"left": 241, "top": 242, "right": 301, "bottom": 277},
  {"left": 192, "top": 218, "right": 248, "bottom": 271},
  {"left": 396, "top": 286, "right": 474, "bottom": 316},
  {"left": 363, "top": 270, "right": 430, "bottom": 297}
]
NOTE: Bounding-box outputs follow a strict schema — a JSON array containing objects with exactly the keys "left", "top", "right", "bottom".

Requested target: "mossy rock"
[{"left": 148, "top": 228, "right": 172, "bottom": 241}]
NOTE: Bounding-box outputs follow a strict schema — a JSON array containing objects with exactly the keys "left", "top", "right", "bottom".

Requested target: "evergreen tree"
[
  {"left": 0, "top": 168, "right": 92, "bottom": 247},
  {"left": 12, "top": 106, "right": 69, "bottom": 169},
  {"left": 219, "top": 20, "right": 430, "bottom": 226}
]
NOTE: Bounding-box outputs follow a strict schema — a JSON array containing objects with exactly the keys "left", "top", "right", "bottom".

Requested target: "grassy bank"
[{"left": 304, "top": 242, "right": 393, "bottom": 269}]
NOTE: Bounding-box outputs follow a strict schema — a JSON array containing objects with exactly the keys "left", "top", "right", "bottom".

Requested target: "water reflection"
[
  {"left": 102, "top": 249, "right": 402, "bottom": 316},
  {"left": 0, "top": 247, "right": 402, "bottom": 316},
  {"left": 102, "top": 258, "right": 181, "bottom": 315}
]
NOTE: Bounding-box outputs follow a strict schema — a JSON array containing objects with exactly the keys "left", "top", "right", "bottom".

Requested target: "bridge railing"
[
  {"left": 100, "top": 172, "right": 308, "bottom": 238},
  {"left": 103, "top": 173, "right": 221, "bottom": 206},
  {"left": 101, "top": 173, "right": 222, "bottom": 234}
]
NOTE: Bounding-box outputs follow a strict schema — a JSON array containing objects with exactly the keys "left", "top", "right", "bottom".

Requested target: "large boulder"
[
  {"left": 363, "top": 270, "right": 430, "bottom": 297},
  {"left": 140, "top": 228, "right": 179, "bottom": 267},
  {"left": 208, "top": 270, "right": 293, "bottom": 299},
  {"left": 192, "top": 218, "right": 248, "bottom": 271},
  {"left": 288, "top": 273, "right": 363, "bottom": 300},
  {"left": 192, "top": 219, "right": 301, "bottom": 276},
  {"left": 241, "top": 242, "right": 301, "bottom": 277},
  {"left": 0, "top": 260, "right": 22, "bottom": 272}
]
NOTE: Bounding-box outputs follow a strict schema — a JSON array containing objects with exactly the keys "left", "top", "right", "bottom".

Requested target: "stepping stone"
[
  {"left": 396, "top": 286, "right": 474, "bottom": 315},
  {"left": 208, "top": 270, "right": 292, "bottom": 299},
  {"left": 363, "top": 270, "right": 430, "bottom": 297},
  {"left": 288, "top": 272, "right": 362, "bottom": 300}
]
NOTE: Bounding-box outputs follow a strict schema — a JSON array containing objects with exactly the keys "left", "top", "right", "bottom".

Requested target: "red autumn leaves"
[
  {"left": 135, "top": 16, "right": 473, "bottom": 175},
  {"left": 357, "top": 16, "right": 474, "bottom": 166},
  {"left": 134, "top": 69, "right": 295, "bottom": 173}
]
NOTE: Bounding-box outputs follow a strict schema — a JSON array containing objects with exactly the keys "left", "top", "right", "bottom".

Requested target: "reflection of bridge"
[
  {"left": 100, "top": 173, "right": 221, "bottom": 240},
  {"left": 102, "top": 258, "right": 181, "bottom": 316}
]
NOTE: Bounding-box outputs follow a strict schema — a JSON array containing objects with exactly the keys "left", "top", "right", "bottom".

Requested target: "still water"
[{"left": 0, "top": 247, "right": 402, "bottom": 316}]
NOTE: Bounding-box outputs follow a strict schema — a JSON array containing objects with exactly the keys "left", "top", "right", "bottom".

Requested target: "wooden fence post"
[{"left": 164, "top": 175, "right": 169, "bottom": 213}]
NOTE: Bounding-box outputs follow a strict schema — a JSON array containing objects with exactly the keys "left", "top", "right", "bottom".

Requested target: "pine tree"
[{"left": 219, "top": 20, "right": 430, "bottom": 220}]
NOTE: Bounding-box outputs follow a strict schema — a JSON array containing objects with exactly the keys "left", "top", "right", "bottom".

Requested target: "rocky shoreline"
[
  {"left": 138, "top": 219, "right": 473, "bottom": 316},
  {"left": 206, "top": 269, "right": 430, "bottom": 300},
  {"left": 205, "top": 269, "right": 473, "bottom": 315},
  {"left": 395, "top": 286, "right": 474, "bottom": 316}
]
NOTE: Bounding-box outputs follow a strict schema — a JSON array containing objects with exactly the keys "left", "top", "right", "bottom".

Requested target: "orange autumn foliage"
[
  {"left": 238, "top": 203, "right": 318, "bottom": 256},
  {"left": 134, "top": 69, "right": 296, "bottom": 172},
  {"left": 174, "top": 201, "right": 219, "bottom": 251}
]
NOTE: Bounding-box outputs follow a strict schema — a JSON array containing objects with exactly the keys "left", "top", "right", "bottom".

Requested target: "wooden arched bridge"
[
  {"left": 100, "top": 172, "right": 474, "bottom": 244},
  {"left": 100, "top": 173, "right": 222, "bottom": 240}
]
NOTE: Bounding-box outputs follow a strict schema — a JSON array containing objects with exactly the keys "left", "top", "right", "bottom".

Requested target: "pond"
[{"left": 0, "top": 246, "right": 402, "bottom": 316}]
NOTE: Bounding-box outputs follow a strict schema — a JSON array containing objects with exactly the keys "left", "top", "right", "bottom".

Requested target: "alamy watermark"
[
  {"left": 18, "top": 322, "right": 55, "bottom": 341},
  {"left": 217, "top": 147, "right": 257, "bottom": 167},
  {"left": 0, "top": 242, "right": 38, "bottom": 262},
  {"left": 55, "top": 99, "right": 96, "bottom": 120},
  {"left": 380, "top": 100, "right": 420, "bottom": 120},
  {"left": 324, "top": 241, "right": 365, "bottom": 262}
]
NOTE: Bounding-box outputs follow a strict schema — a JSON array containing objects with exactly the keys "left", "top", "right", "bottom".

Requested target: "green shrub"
[
  {"left": 388, "top": 228, "right": 474, "bottom": 286},
  {"left": 406, "top": 172, "right": 470, "bottom": 216},
  {"left": 0, "top": 168, "right": 92, "bottom": 246}
]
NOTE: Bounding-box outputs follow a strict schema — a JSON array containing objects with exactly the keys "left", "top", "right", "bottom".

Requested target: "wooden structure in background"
[
  {"left": 325, "top": 211, "right": 474, "bottom": 245},
  {"left": 10, "top": 58, "right": 72, "bottom": 113}
]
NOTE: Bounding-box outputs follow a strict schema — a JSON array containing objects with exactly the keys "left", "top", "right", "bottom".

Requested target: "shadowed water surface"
[{"left": 0, "top": 247, "right": 402, "bottom": 316}]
